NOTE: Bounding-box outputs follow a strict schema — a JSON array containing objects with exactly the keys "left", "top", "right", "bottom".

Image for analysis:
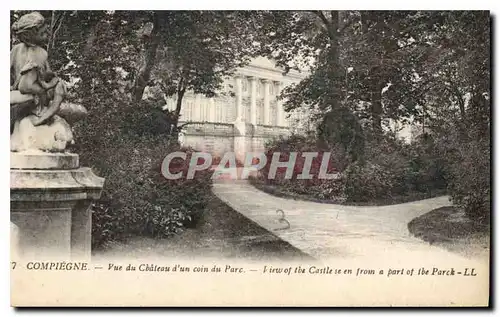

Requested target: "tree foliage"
[
  {"left": 10, "top": 10, "right": 490, "bottom": 223},
  {"left": 256, "top": 10, "right": 490, "bottom": 220},
  {"left": 149, "top": 11, "right": 263, "bottom": 132}
]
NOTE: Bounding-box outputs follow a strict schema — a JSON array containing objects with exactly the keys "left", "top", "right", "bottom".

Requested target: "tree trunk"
[
  {"left": 132, "top": 12, "right": 162, "bottom": 103},
  {"left": 47, "top": 11, "right": 66, "bottom": 55},
  {"left": 323, "top": 11, "right": 341, "bottom": 106},
  {"left": 371, "top": 83, "right": 383, "bottom": 135},
  {"left": 469, "top": 91, "right": 489, "bottom": 139},
  {"left": 371, "top": 102, "right": 383, "bottom": 133},
  {"left": 171, "top": 82, "right": 186, "bottom": 137}
]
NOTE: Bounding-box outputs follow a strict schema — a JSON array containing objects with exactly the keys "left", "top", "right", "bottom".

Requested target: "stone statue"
[
  {"left": 10, "top": 12, "right": 105, "bottom": 262},
  {"left": 10, "top": 11, "right": 86, "bottom": 152}
]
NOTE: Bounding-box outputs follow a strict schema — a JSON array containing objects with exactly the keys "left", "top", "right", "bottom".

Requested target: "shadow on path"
[{"left": 93, "top": 193, "right": 314, "bottom": 262}]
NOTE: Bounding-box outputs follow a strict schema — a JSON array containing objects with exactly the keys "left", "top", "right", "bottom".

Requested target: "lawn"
[{"left": 408, "top": 206, "right": 490, "bottom": 259}]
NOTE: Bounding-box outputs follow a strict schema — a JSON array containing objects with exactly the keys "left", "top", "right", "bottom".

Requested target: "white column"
[
  {"left": 233, "top": 75, "right": 247, "bottom": 164},
  {"left": 203, "top": 99, "right": 208, "bottom": 122},
  {"left": 263, "top": 79, "right": 270, "bottom": 125},
  {"left": 195, "top": 94, "right": 202, "bottom": 122},
  {"left": 209, "top": 98, "right": 216, "bottom": 122},
  {"left": 235, "top": 75, "right": 244, "bottom": 121},
  {"left": 249, "top": 76, "right": 257, "bottom": 125},
  {"left": 276, "top": 82, "right": 285, "bottom": 127},
  {"left": 216, "top": 99, "right": 222, "bottom": 123}
]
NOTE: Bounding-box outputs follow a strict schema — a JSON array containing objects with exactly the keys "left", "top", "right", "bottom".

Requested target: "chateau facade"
[
  {"left": 160, "top": 57, "right": 416, "bottom": 160},
  {"left": 163, "top": 57, "right": 311, "bottom": 159}
]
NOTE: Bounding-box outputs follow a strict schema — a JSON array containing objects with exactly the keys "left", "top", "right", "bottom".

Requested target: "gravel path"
[{"left": 212, "top": 180, "right": 484, "bottom": 263}]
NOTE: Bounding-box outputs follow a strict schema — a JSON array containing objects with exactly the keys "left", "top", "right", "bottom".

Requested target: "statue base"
[
  {"left": 10, "top": 151, "right": 105, "bottom": 261},
  {"left": 10, "top": 151, "right": 79, "bottom": 169}
]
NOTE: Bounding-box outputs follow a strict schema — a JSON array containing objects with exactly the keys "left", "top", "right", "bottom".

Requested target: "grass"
[
  {"left": 93, "top": 193, "right": 313, "bottom": 261},
  {"left": 408, "top": 206, "right": 490, "bottom": 259}
]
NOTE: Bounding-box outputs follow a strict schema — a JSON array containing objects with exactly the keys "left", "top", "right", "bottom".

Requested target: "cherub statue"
[{"left": 10, "top": 11, "right": 85, "bottom": 152}]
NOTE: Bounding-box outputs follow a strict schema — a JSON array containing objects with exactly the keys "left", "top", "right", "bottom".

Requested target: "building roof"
[{"left": 236, "top": 56, "right": 309, "bottom": 84}]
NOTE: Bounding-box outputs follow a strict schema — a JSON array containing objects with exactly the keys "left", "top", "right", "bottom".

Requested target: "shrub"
[
  {"left": 87, "top": 133, "right": 213, "bottom": 249},
  {"left": 88, "top": 136, "right": 213, "bottom": 249},
  {"left": 362, "top": 134, "right": 411, "bottom": 195},
  {"left": 148, "top": 146, "right": 213, "bottom": 230},
  {"left": 91, "top": 201, "right": 126, "bottom": 249},
  {"left": 258, "top": 131, "right": 450, "bottom": 204},
  {"left": 343, "top": 161, "right": 404, "bottom": 202},
  {"left": 444, "top": 135, "right": 490, "bottom": 223},
  {"left": 74, "top": 98, "right": 213, "bottom": 250},
  {"left": 120, "top": 98, "right": 177, "bottom": 137},
  {"left": 342, "top": 133, "right": 448, "bottom": 202},
  {"left": 259, "top": 134, "right": 347, "bottom": 200},
  {"left": 405, "top": 134, "right": 448, "bottom": 193}
]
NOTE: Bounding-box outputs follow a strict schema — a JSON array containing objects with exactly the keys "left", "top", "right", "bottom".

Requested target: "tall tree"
[
  {"left": 149, "top": 11, "right": 263, "bottom": 134},
  {"left": 256, "top": 11, "right": 365, "bottom": 159}
]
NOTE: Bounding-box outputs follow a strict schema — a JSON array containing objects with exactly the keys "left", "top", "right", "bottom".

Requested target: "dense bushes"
[
  {"left": 74, "top": 99, "right": 213, "bottom": 250},
  {"left": 439, "top": 131, "right": 490, "bottom": 223},
  {"left": 406, "top": 134, "right": 448, "bottom": 193},
  {"left": 343, "top": 162, "right": 403, "bottom": 202},
  {"left": 120, "top": 98, "right": 177, "bottom": 137},
  {"left": 259, "top": 126, "right": 489, "bottom": 222},
  {"left": 257, "top": 132, "right": 449, "bottom": 204},
  {"left": 344, "top": 134, "right": 448, "bottom": 202},
  {"left": 88, "top": 133, "right": 212, "bottom": 249},
  {"left": 343, "top": 135, "right": 411, "bottom": 202},
  {"left": 258, "top": 134, "right": 347, "bottom": 200}
]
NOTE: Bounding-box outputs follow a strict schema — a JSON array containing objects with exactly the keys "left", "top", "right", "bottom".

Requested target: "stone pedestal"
[{"left": 10, "top": 152, "right": 105, "bottom": 261}]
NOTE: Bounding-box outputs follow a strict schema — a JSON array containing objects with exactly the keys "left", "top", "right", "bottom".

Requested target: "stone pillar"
[
  {"left": 276, "top": 82, "right": 286, "bottom": 127},
  {"left": 234, "top": 75, "right": 247, "bottom": 163},
  {"left": 10, "top": 152, "right": 104, "bottom": 261},
  {"left": 263, "top": 79, "right": 270, "bottom": 125},
  {"left": 249, "top": 77, "right": 257, "bottom": 125},
  {"left": 195, "top": 94, "right": 202, "bottom": 122},
  {"left": 209, "top": 98, "right": 216, "bottom": 122},
  {"left": 235, "top": 75, "right": 244, "bottom": 121}
]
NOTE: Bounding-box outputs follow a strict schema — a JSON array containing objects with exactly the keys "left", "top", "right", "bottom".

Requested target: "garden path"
[{"left": 212, "top": 179, "right": 485, "bottom": 265}]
